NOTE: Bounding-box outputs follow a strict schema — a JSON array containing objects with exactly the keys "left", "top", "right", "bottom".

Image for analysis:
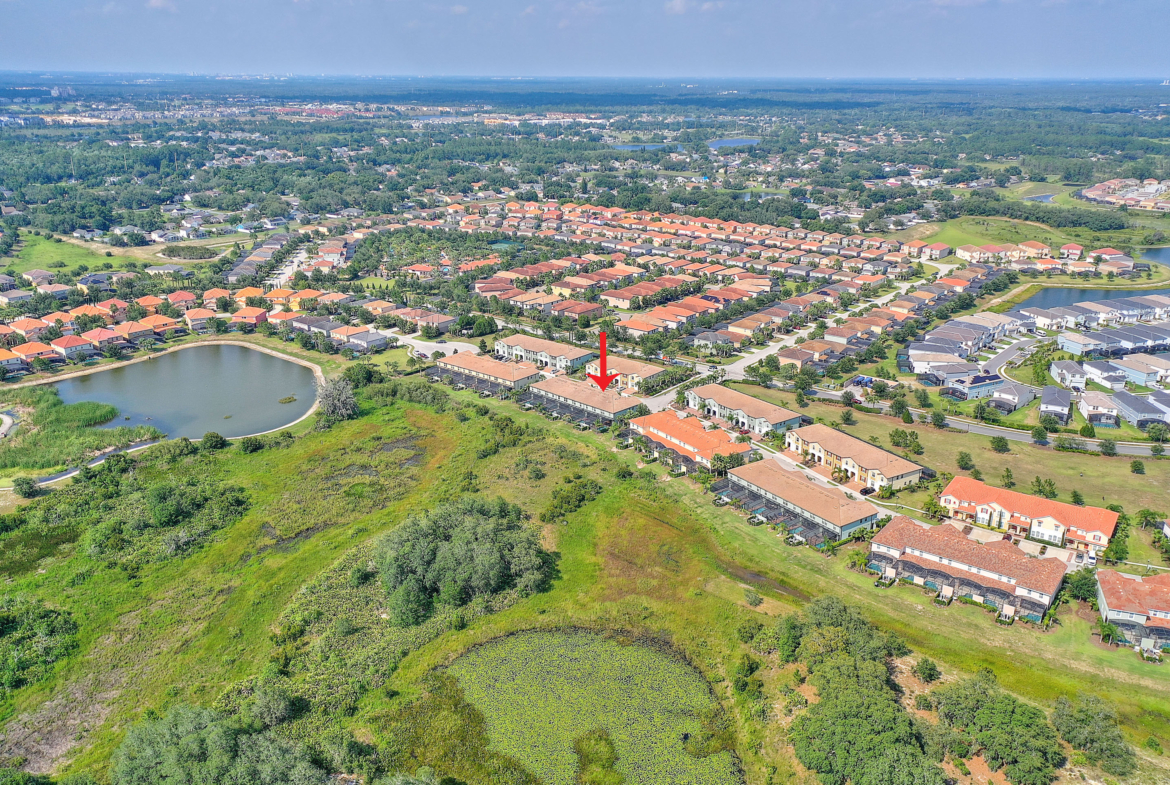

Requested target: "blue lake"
[
  {"left": 708, "top": 138, "right": 760, "bottom": 149},
  {"left": 1008, "top": 246, "right": 1170, "bottom": 310},
  {"left": 55, "top": 344, "right": 317, "bottom": 440},
  {"left": 1023, "top": 194, "right": 1055, "bottom": 203},
  {"left": 611, "top": 143, "right": 678, "bottom": 151}
]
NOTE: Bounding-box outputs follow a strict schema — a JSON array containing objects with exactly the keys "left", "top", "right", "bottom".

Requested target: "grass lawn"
[
  {"left": 919, "top": 217, "right": 1170, "bottom": 273},
  {"left": 7, "top": 232, "right": 225, "bottom": 276},
  {"left": 1127, "top": 526, "right": 1169, "bottom": 568}
]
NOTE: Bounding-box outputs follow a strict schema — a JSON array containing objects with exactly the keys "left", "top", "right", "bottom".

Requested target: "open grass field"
[
  {"left": 2, "top": 380, "right": 1170, "bottom": 784},
  {"left": 7, "top": 233, "right": 132, "bottom": 276},
  {"left": 6, "top": 231, "right": 231, "bottom": 275},
  {"left": 918, "top": 216, "right": 1170, "bottom": 278},
  {"left": 446, "top": 630, "right": 739, "bottom": 785}
]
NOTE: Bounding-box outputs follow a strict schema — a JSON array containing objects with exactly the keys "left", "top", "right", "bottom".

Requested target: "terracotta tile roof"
[
  {"left": 689, "top": 384, "right": 799, "bottom": 425},
  {"left": 788, "top": 424, "right": 921, "bottom": 480},
  {"left": 530, "top": 376, "right": 642, "bottom": 416},
  {"left": 630, "top": 410, "right": 751, "bottom": 463},
  {"left": 12, "top": 341, "right": 53, "bottom": 356},
  {"left": 588, "top": 355, "right": 668, "bottom": 379},
  {"left": 729, "top": 460, "right": 876, "bottom": 528},
  {"left": 941, "top": 477, "right": 1118, "bottom": 538},
  {"left": 1097, "top": 570, "right": 1170, "bottom": 616},
  {"left": 51, "top": 335, "right": 91, "bottom": 349},
  {"left": 437, "top": 352, "right": 541, "bottom": 383},
  {"left": 872, "top": 516, "right": 1065, "bottom": 598}
]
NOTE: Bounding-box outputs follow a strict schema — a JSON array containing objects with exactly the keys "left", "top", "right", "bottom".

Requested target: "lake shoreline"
[{"left": 6, "top": 338, "right": 327, "bottom": 390}]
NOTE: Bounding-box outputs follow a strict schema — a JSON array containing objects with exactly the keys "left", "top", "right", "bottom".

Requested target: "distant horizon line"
[{"left": 1, "top": 71, "right": 1169, "bottom": 84}]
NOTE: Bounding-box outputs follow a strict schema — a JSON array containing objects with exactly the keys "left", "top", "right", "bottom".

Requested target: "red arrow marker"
[{"left": 587, "top": 331, "right": 620, "bottom": 391}]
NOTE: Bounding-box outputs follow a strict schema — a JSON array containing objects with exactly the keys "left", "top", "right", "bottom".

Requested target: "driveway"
[
  {"left": 982, "top": 337, "right": 1038, "bottom": 375},
  {"left": 377, "top": 329, "right": 481, "bottom": 358}
]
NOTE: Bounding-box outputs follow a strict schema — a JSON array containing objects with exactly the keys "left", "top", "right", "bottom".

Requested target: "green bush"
[
  {"left": 110, "top": 704, "right": 328, "bottom": 785},
  {"left": 12, "top": 476, "right": 38, "bottom": 498},
  {"left": 0, "top": 595, "right": 78, "bottom": 699},
  {"left": 931, "top": 671, "right": 1065, "bottom": 784},
  {"left": 914, "top": 658, "right": 941, "bottom": 683},
  {"left": 238, "top": 436, "right": 264, "bottom": 454},
  {"left": 375, "top": 497, "right": 549, "bottom": 626},
  {"left": 201, "top": 432, "right": 228, "bottom": 450},
  {"left": 1052, "top": 694, "right": 1136, "bottom": 777}
]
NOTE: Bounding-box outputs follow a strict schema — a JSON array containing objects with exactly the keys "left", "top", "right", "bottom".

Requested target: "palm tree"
[{"left": 1096, "top": 618, "right": 1121, "bottom": 645}]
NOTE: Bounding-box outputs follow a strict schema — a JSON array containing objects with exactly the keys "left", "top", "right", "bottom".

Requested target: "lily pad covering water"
[{"left": 446, "top": 630, "right": 740, "bottom": 785}]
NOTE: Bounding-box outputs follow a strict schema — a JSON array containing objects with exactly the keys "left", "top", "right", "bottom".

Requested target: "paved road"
[
  {"left": 807, "top": 388, "right": 1159, "bottom": 456},
  {"left": 378, "top": 329, "right": 481, "bottom": 359},
  {"left": 719, "top": 284, "right": 911, "bottom": 381},
  {"left": 982, "top": 337, "right": 1038, "bottom": 376}
]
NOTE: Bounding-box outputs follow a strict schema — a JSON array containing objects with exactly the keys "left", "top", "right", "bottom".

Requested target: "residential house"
[
  {"left": 1082, "top": 360, "right": 1128, "bottom": 391},
  {"left": 785, "top": 423, "right": 923, "bottom": 491},
  {"left": 583, "top": 356, "right": 670, "bottom": 393},
  {"left": 1113, "top": 389, "right": 1170, "bottom": 428},
  {"left": 81, "top": 327, "right": 121, "bottom": 348},
  {"left": 944, "top": 373, "right": 1005, "bottom": 401},
  {"left": 1095, "top": 570, "right": 1170, "bottom": 649},
  {"left": 12, "top": 341, "right": 56, "bottom": 362},
  {"left": 114, "top": 321, "right": 154, "bottom": 342},
  {"left": 725, "top": 460, "right": 879, "bottom": 542},
  {"left": 1040, "top": 386, "right": 1073, "bottom": 424},
  {"left": 685, "top": 384, "right": 803, "bottom": 435},
  {"left": 1108, "top": 357, "right": 1161, "bottom": 387},
  {"left": 184, "top": 308, "right": 217, "bottom": 333},
  {"left": 940, "top": 476, "right": 1117, "bottom": 556},
  {"left": 628, "top": 411, "right": 753, "bottom": 472},
  {"left": 869, "top": 516, "right": 1064, "bottom": 622},
  {"left": 529, "top": 376, "right": 643, "bottom": 421},
  {"left": 494, "top": 334, "right": 593, "bottom": 371},
  {"left": 436, "top": 352, "right": 542, "bottom": 390},
  {"left": 989, "top": 381, "right": 1036, "bottom": 413},
  {"left": 50, "top": 335, "right": 93, "bottom": 360},
  {"left": 1050, "top": 360, "right": 1087, "bottom": 391},
  {"left": 1078, "top": 391, "right": 1121, "bottom": 427}
]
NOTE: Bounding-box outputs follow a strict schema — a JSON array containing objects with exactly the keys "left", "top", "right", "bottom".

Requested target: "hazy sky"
[{"left": 3, "top": 0, "right": 1170, "bottom": 78}]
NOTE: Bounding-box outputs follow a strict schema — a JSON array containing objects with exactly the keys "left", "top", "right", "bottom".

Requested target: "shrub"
[
  {"left": 1131, "top": 460, "right": 1145, "bottom": 474},
  {"left": 238, "top": 436, "right": 264, "bottom": 454},
  {"left": 744, "top": 589, "right": 763, "bottom": 607},
  {"left": 1053, "top": 694, "right": 1136, "bottom": 777},
  {"left": 1031, "top": 426, "right": 1048, "bottom": 443},
  {"left": 956, "top": 451, "right": 974, "bottom": 471},
  {"left": 915, "top": 694, "right": 934, "bottom": 711},
  {"left": 375, "top": 497, "right": 549, "bottom": 627},
  {"left": 201, "top": 432, "right": 228, "bottom": 450},
  {"left": 110, "top": 704, "right": 328, "bottom": 785},
  {"left": 0, "top": 595, "right": 78, "bottom": 699},
  {"left": 1099, "top": 438, "right": 1117, "bottom": 457},
  {"left": 931, "top": 671, "right": 1065, "bottom": 784},
  {"left": 12, "top": 476, "right": 38, "bottom": 498},
  {"left": 989, "top": 436, "right": 1010, "bottom": 453},
  {"left": 914, "top": 658, "right": 941, "bottom": 683},
  {"left": 317, "top": 377, "right": 358, "bottom": 421}
]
